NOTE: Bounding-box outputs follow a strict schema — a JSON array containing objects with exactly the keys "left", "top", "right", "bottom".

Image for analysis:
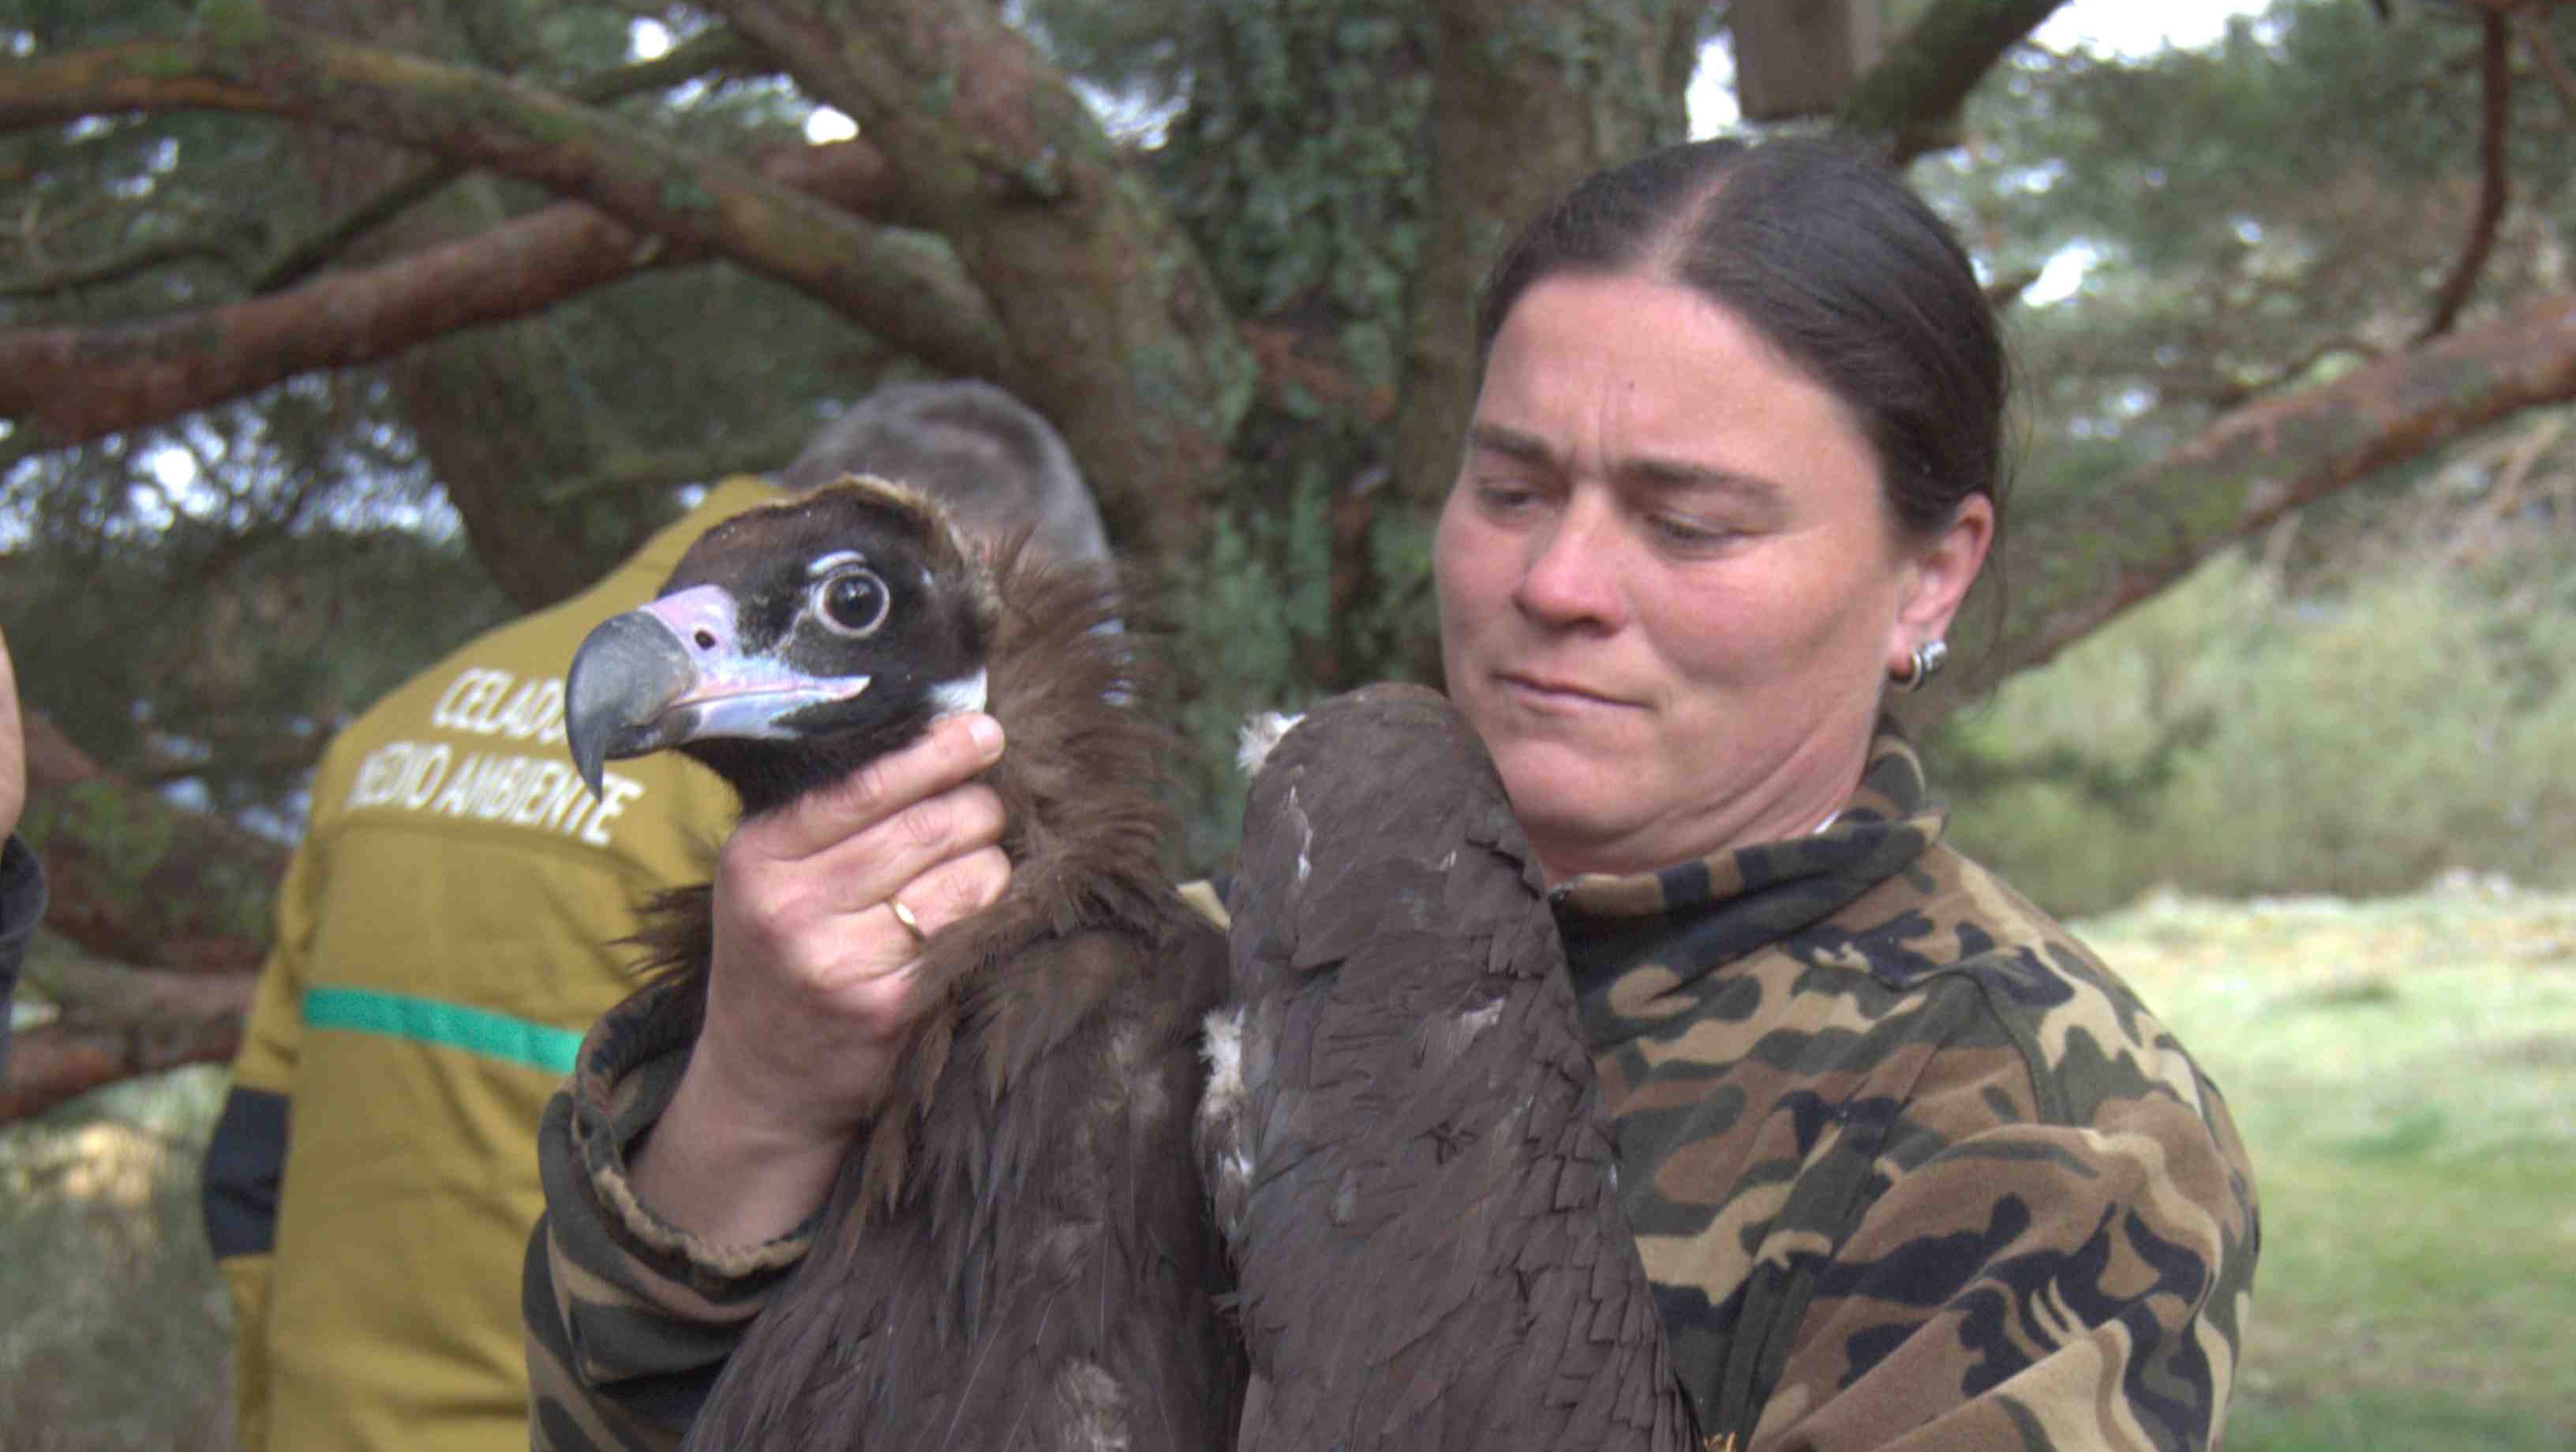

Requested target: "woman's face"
[{"left": 1434, "top": 271, "right": 1989, "bottom": 882}]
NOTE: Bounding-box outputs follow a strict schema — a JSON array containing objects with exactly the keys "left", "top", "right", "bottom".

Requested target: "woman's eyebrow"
[
  {"left": 1464, "top": 423, "right": 1556, "bottom": 466},
  {"left": 1466, "top": 422, "right": 1790, "bottom": 508},
  {"left": 1619, "top": 457, "right": 1788, "bottom": 508}
]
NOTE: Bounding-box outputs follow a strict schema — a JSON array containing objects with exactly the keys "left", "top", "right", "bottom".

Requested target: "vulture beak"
[{"left": 565, "top": 583, "right": 871, "bottom": 797}]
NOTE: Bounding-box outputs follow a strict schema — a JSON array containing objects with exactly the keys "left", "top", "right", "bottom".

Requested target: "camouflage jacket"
[
  {"left": 1559, "top": 726, "right": 2258, "bottom": 1450},
  {"left": 524, "top": 726, "right": 2257, "bottom": 1452}
]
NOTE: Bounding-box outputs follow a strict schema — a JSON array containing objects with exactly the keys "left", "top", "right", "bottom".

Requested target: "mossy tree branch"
[
  {"left": 1838, "top": 0, "right": 2072, "bottom": 163},
  {"left": 0, "top": 22, "right": 1016, "bottom": 402},
  {"left": 0, "top": 140, "right": 909, "bottom": 451},
  {"left": 1917, "top": 288, "right": 2576, "bottom": 719},
  {"left": 249, "top": 22, "right": 772, "bottom": 295},
  {"left": 2414, "top": 12, "right": 2512, "bottom": 343}
]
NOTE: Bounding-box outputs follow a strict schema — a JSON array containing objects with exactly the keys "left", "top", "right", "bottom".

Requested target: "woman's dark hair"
[{"left": 1475, "top": 137, "right": 2006, "bottom": 541}]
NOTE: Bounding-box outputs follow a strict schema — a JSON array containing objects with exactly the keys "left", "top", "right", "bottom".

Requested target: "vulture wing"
[
  {"left": 688, "top": 913, "right": 1238, "bottom": 1452},
  {"left": 1204, "top": 683, "right": 1695, "bottom": 1452}
]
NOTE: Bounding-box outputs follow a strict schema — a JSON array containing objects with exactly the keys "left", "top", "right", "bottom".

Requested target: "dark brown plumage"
[
  {"left": 565, "top": 477, "right": 1240, "bottom": 1452},
  {"left": 1200, "top": 683, "right": 1696, "bottom": 1452}
]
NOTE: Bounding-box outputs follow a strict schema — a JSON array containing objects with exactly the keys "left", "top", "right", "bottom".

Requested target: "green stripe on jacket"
[{"left": 304, "top": 986, "right": 584, "bottom": 1076}]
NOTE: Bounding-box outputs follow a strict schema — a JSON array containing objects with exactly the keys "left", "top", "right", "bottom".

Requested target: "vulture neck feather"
[{"left": 849, "top": 540, "right": 1180, "bottom": 1216}]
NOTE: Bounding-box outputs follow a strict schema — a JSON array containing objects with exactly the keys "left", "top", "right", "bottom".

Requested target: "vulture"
[
  {"left": 1201, "top": 683, "right": 1698, "bottom": 1452},
  {"left": 564, "top": 477, "right": 1240, "bottom": 1452}
]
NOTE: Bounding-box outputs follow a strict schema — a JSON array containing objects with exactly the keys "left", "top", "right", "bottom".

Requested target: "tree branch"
[
  {"left": 2155, "top": 335, "right": 2383, "bottom": 411},
  {"left": 17, "top": 710, "right": 286, "bottom": 977},
  {"left": 0, "top": 231, "right": 245, "bottom": 298},
  {"left": 699, "top": 0, "right": 1254, "bottom": 570},
  {"left": 0, "top": 23, "right": 1015, "bottom": 413},
  {"left": 1984, "top": 264, "right": 2046, "bottom": 312},
  {"left": 538, "top": 419, "right": 818, "bottom": 507},
  {"left": 250, "top": 23, "right": 771, "bottom": 295},
  {"left": 2514, "top": 6, "right": 2576, "bottom": 120},
  {"left": 2416, "top": 12, "right": 2513, "bottom": 342},
  {"left": 1926, "top": 289, "right": 2576, "bottom": 713},
  {"left": 1, "top": 949, "right": 254, "bottom": 1123},
  {"left": 1839, "top": 0, "right": 2073, "bottom": 165},
  {"left": 0, "top": 139, "right": 919, "bottom": 451}
]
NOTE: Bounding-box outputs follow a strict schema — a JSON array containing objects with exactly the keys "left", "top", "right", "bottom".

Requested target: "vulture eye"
[{"left": 811, "top": 567, "right": 892, "bottom": 638}]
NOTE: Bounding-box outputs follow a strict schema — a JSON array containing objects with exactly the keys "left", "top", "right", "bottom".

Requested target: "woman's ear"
[{"left": 1888, "top": 493, "right": 1995, "bottom": 668}]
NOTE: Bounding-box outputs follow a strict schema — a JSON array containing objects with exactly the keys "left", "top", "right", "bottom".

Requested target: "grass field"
[
  {"left": 2084, "top": 881, "right": 2576, "bottom": 1451},
  {"left": 4, "top": 884, "right": 2572, "bottom": 1449}
]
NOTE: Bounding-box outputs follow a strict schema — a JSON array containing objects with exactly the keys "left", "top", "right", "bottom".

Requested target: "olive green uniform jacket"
[
  {"left": 200, "top": 480, "right": 779, "bottom": 1452},
  {"left": 523, "top": 725, "right": 2256, "bottom": 1452}
]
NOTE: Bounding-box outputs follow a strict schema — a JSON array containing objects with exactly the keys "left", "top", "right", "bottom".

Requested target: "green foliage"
[
  {"left": 1163, "top": 457, "right": 1442, "bottom": 875},
  {"left": 461, "top": 0, "right": 631, "bottom": 80},
  {"left": 183, "top": 0, "right": 266, "bottom": 50},
  {"left": 0, "top": 1066, "right": 237, "bottom": 1452},
  {"left": 1928, "top": 481, "right": 2576, "bottom": 915},
  {"left": 1154, "top": 0, "right": 1432, "bottom": 391},
  {"left": 24, "top": 781, "right": 177, "bottom": 904},
  {"left": 1136, "top": 0, "right": 1451, "bottom": 866},
  {"left": 1896, "top": 2, "right": 2576, "bottom": 919},
  {"left": 1928, "top": 0, "right": 2576, "bottom": 469},
  {"left": 3, "top": 0, "right": 193, "bottom": 47},
  {"left": 2, "top": 378, "right": 517, "bottom": 824},
  {"left": 1167, "top": 469, "right": 1332, "bottom": 874}
]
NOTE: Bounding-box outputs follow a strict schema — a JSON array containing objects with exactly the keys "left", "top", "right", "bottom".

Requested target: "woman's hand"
[{"left": 632, "top": 711, "right": 1010, "bottom": 1246}]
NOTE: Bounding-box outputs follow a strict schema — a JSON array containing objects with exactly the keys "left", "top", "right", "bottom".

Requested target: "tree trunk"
[{"left": 1390, "top": 0, "right": 1698, "bottom": 515}]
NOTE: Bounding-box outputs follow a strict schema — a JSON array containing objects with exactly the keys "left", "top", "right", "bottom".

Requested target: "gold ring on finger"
[{"left": 887, "top": 896, "right": 929, "bottom": 946}]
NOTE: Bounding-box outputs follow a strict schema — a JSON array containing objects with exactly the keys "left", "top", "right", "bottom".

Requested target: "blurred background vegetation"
[{"left": 4, "top": 0, "right": 2574, "bottom": 1448}]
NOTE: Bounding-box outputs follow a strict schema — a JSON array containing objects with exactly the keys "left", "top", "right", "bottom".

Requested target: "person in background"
[
  {"left": 526, "top": 137, "right": 2258, "bottom": 1452},
  {"left": 200, "top": 380, "right": 1107, "bottom": 1452},
  {"left": 0, "top": 623, "right": 49, "bottom": 1081}
]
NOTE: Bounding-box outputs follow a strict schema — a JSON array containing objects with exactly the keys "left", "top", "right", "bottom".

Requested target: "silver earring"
[{"left": 1893, "top": 638, "right": 1949, "bottom": 693}]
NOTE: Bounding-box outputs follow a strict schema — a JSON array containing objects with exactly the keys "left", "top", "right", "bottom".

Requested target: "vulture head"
[{"left": 566, "top": 477, "right": 1000, "bottom": 818}]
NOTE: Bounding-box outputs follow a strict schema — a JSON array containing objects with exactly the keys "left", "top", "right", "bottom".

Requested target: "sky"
[
  {"left": 1690, "top": 0, "right": 2275, "bottom": 136},
  {"left": 2029, "top": 0, "right": 2273, "bottom": 58}
]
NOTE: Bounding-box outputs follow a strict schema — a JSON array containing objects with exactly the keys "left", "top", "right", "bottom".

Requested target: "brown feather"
[{"left": 1208, "top": 684, "right": 1695, "bottom": 1452}]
